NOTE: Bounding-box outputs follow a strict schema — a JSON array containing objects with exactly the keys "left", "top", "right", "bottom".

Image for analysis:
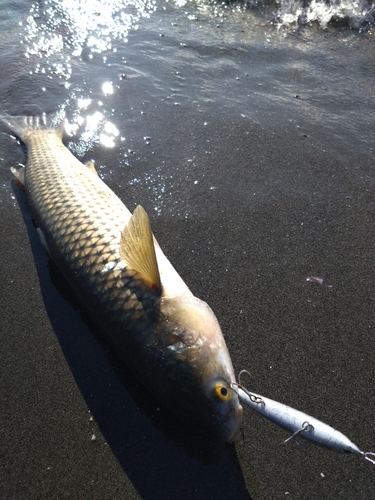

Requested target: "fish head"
[{"left": 152, "top": 295, "right": 243, "bottom": 442}]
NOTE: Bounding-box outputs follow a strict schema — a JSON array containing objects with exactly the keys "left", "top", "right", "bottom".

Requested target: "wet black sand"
[
  {"left": 1, "top": 1, "right": 375, "bottom": 495},
  {"left": 1, "top": 112, "right": 375, "bottom": 499}
]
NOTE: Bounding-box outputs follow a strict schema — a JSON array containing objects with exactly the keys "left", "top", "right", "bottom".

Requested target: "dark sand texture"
[
  {"left": 1, "top": 2, "right": 375, "bottom": 498},
  {"left": 2, "top": 117, "right": 375, "bottom": 499}
]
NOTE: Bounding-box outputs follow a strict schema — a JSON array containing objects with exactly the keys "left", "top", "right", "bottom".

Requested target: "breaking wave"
[{"left": 273, "top": 0, "right": 375, "bottom": 29}]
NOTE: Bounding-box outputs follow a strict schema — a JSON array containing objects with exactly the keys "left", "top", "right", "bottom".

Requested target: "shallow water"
[{"left": 1, "top": 0, "right": 375, "bottom": 498}]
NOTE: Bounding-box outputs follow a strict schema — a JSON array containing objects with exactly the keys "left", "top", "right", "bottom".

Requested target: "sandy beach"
[
  {"left": 2, "top": 115, "right": 375, "bottom": 498},
  {"left": 1, "top": 1, "right": 375, "bottom": 497}
]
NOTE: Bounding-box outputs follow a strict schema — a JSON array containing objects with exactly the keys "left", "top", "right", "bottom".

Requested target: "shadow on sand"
[{"left": 13, "top": 182, "right": 252, "bottom": 500}]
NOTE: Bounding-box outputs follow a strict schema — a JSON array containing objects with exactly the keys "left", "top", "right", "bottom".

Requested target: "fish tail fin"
[{"left": 0, "top": 111, "right": 65, "bottom": 142}]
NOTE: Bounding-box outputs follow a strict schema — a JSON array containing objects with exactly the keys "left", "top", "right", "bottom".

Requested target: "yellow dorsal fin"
[{"left": 120, "top": 205, "right": 162, "bottom": 295}]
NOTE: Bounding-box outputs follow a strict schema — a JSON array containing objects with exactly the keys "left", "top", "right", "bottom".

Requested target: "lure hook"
[
  {"left": 234, "top": 369, "right": 375, "bottom": 465},
  {"left": 362, "top": 452, "right": 375, "bottom": 465},
  {"left": 280, "top": 421, "right": 314, "bottom": 446},
  {"left": 231, "top": 372, "right": 265, "bottom": 406},
  {"left": 238, "top": 369, "right": 251, "bottom": 385}
]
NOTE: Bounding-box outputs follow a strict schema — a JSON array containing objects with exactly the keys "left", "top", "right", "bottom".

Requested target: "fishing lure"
[{"left": 232, "top": 371, "right": 375, "bottom": 464}]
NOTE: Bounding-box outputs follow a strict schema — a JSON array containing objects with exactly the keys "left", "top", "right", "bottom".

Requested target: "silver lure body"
[{"left": 237, "top": 387, "right": 363, "bottom": 454}]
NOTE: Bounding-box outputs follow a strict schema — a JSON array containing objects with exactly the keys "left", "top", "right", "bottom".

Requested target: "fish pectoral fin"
[
  {"left": 120, "top": 205, "right": 162, "bottom": 295},
  {"left": 11, "top": 166, "right": 25, "bottom": 190},
  {"left": 85, "top": 161, "right": 98, "bottom": 176},
  {"left": 37, "top": 228, "right": 50, "bottom": 256},
  {"left": 153, "top": 235, "right": 161, "bottom": 248}
]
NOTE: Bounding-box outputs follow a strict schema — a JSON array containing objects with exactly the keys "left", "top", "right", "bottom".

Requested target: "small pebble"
[{"left": 306, "top": 276, "right": 324, "bottom": 285}]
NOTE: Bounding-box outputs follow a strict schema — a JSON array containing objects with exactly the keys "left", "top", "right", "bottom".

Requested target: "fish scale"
[
  {"left": 24, "top": 129, "right": 157, "bottom": 336},
  {"left": 2, "top": 115, "right": 243, "bottom": 441}
]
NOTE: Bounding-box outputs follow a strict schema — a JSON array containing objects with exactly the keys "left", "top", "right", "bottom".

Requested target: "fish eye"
[{"left": 214, "top": 382, "right": 230, "bottom": 401}]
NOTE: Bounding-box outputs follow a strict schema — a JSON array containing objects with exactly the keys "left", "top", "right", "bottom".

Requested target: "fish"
[{"left": 2, "top": 113, "right": 243, "bottom": 442}]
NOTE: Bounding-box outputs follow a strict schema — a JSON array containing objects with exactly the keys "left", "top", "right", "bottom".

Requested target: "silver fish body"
[{"left": 4, "top": 115, "right": 243, "bottom": 441}]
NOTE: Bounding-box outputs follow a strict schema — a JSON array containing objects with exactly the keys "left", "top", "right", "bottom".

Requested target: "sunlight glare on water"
[
  {"left": 65, "top": 110, "right": 120, "bottom": 155},
  {"left": 23, "top": 0, "right": 157, "bottom": 62},
  {"left": 102, "top": 81, "right": 114, "bottom": 95},
  {"left": 77, "top": 98, "right": 92, "bottom": 109},
  {"left": 5, "top": 0, "right": 375, "bottom": 214},
  {"left": 18, "top": 0, "right": 158, "bottom": 150}
]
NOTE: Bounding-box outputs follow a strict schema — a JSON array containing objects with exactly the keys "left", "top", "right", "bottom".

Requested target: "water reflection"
[
  {"left": 20, "top": 0, "right": 158, "bottom": 150},
  {"left": 65, "top": 109, "right": 120, "bottom": 154},
  {"left": 23, "top": 0, "right": 157, "bottom": 63},
  {"left": 77, "top": 98, "right": 92, "bottom": 109},
  {"left": 12, "top": 0, "right": 271, "bottom": 158},
  {"left": 102, "top": 81, "right": 114, "bottom": 95},
  {"left": 127, "top": 170, "right": 195, "bottom": 218}
]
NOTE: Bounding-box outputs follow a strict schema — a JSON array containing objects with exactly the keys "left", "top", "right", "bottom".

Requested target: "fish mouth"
[{"left": 226, "top": 404, "right": 243, "bottom": 443}]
